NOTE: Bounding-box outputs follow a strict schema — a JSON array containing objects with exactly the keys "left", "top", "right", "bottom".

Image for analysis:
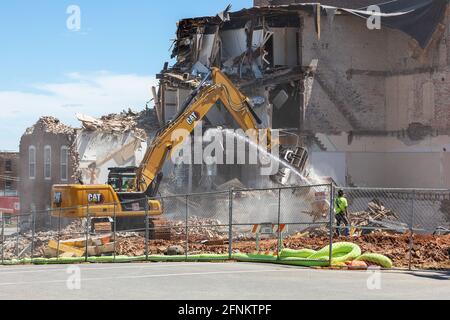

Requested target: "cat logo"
[
  {"left": 88, "top": 193, "right": 104, "bottom": 204},
  {"left": 186, "top": 112, "right": 200, "bottom": 126}
]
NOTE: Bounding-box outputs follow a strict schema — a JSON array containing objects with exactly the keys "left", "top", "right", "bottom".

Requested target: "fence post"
[
  {"left": 57, "top": 208, "right": 62, "bottom": 260},
  {"left": 85, "top": 204, "right": 90, "bottom": 263},
  {"left": 145, "top": 196, "right": 149, "bottom": 261},
  {"left": 408, "top": 190, "right": 415, "bottom": 271},
  {"left": 329, "top": 183, "right": 335, "bottom": 267},
  {"left": 113, "top": 203, "right": 117, "bottom": 263},
  {"left": 1, "top": 215, "right": 5, "bottom": 265},
  {"left": 228, "top": 189, "right": 233, "bottom": 260},
  {"left": 277, "top": 188, "right": 282, "bottom": 260},
  {"left": 185, "top": 195, "right": 189, "bottom": 261},
  {"left": 15, "top": 215, "right": 19, "bottom": 258},
  {"left": 31, "top": 212, "right": 36, "bottom": 263}
]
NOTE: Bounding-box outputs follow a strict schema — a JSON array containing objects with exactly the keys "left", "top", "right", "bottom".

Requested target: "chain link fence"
[
  {"left": 339, "top": 187, "right": 450, "bottom": 270},
  {"left": 0, "top": 185, "right": 448, "bottom": 270}
]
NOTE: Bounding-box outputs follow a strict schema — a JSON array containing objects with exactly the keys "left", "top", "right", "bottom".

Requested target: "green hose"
[
  {"left": 1, "top": 243, "right": 393, "bottom": 268},
  {"left": 355, "top": 253, "right": 393, "bottom": 269},
  {"left": 279, "top": 248, "right": 317, "bottom": 259},
  {"left": 308, "top": 242, "right": 362, "bottom": 263}
]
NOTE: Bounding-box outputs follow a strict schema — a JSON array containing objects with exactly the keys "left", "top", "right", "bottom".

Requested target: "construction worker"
[{"left": 335, "top": 189, "right": 350, "bottom": 237}]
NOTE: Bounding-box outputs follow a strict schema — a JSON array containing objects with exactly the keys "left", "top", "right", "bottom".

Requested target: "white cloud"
[
  {"left": 0, "top": 71, "right": 159, "bottom": 150},
  {"left": 0, "top": 71, "right": 158, "bottom": 123}
]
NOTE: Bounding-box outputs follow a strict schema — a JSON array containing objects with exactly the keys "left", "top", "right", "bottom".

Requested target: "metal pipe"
[
  {"left": 31, "top": 212, "right": 36, "bottom": 262},
  {"left": 113, "top": 203, "right": 117, "bottom": 263},
  {"left": 409, "top": 190, "right": 415, "bottom": 271},
  {"left": 329, "top": 183, "right": 335, "bottom": 267},
  {"left": 1, "top": 216, "right": 5, "bottom": 265},
  {"left": 185, "top": 195, "right": 189, "bottom": 261},
  {"left": 228, "top": 189, "right": 233, "bottom": 260},
  {"left": 145, "top": 196, "right": 149, "bottom": 261},
  {"left": 57, "top": 207, "right": 62, "bottom": 260},
  {"left": 277, "top": 188, "right": 282, "bottom": 261},
  {"left": 15, "top": 215, "right": 19, "bottom": 258},
  {"left": 85, "top": 204, "right": 89, "bottom": 263}
]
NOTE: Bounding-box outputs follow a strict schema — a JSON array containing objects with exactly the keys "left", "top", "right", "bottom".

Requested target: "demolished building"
[
  {"left": 155, "top": 0, "right": 450, "bottom": 188},
  {"left": 19, "top": 109, "right": 160, "bottom": 228}
]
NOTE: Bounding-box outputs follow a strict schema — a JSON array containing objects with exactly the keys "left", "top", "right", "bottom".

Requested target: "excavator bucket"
[
  {"left": 284, "top": 147, "right": 309, "bottom": 173},
  {"left": 271, "top": 146, "right": 309, "bottom": 186}
]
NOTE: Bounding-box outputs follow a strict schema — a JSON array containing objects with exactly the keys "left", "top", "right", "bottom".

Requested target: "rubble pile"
[
  {"left": 349, "top": 199, "right": 407, "bottom": 233},
  {"left": 169, "top": 216, "right": 228, "bottom": 241},
  {"left": 25, "top": 116, "right": 76, "bottom": 136},
  {"left": 77, "top": 108, "right": 159, "bottom": 139},
  {"left": 2, "top": 218, "right": 448, "bottom": 269},
  {"left": 0, "top": 221, "right": 85, "bottom": 260}
]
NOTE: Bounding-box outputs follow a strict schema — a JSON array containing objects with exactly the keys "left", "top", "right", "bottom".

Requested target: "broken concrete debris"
[
  {"left": 76, "top": 108, "right": 158, "bottom": 139},
  {"left": 24, "top": 116, "right": 76, "bottom": 136}
]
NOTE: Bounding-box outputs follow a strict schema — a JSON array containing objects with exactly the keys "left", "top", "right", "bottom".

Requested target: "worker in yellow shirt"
[{"left": 335, "top": 189, "right": 350, "bottom": 237}]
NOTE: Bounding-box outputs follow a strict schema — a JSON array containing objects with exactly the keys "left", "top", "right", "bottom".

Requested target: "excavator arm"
[
  {"left": 50, "top": 67, "right": 308, "bottom": 234},
  {"left": 136, "top": 67, "right": 272, "bottom": 195}
]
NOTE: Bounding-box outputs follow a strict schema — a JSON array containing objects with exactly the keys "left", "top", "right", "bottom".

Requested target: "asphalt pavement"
[{"left": 0, "top": 262, "right": 448, "bottom": 300}]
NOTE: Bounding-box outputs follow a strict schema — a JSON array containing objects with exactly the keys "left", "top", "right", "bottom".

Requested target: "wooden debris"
[
  {"left": 349, "top": 199, "right": 402, "bottom": 233},
  {"left": 48, "top": 240, "right": 85, "bottom": 257}
]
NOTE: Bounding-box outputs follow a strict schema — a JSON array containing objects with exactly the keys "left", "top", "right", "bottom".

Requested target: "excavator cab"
[{"left": 107, "top": 167, "right": 137, "bottom": 192}]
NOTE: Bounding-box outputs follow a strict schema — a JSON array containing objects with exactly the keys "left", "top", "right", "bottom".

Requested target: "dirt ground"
[
  {"left": 116, "top": 232, "right": 450, "bottom": 270},
  {"left": 2, "top": 220, "right": 448, "bottom": 270}
]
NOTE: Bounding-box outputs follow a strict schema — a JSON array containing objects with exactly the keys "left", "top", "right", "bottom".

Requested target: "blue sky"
[{"left": 0, "top": 0, "right": 252, "bottom": 151}]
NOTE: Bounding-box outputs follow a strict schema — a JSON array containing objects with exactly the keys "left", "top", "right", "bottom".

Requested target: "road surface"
[{"left": 0, "top": 262, "right": 448, "bottom": 300}]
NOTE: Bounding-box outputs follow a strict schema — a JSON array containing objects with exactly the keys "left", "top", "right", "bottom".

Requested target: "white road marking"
[
  {"left": 0, "top": 262, "right": 241, "bottom": 275},
  {"left": 0, "top": 268, "right": 300, "bottom": 287}
]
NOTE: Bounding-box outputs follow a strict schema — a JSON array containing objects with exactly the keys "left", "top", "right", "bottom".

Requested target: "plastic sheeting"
[{"left": 343, "top": 0, "right": 448, "bottom": 48}]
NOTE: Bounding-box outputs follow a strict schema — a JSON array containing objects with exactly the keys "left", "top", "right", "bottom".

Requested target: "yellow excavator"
[{"left": 51, "top": 68, "right": 308, "bottom": 238}]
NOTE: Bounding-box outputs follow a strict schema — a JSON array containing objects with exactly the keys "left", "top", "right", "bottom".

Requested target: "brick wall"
[
  {"left": 300, "top": 10, "right": 450, "bottom": 134},
  {"left": 19, "top": 128, "right": 76, "bottom": 227}
]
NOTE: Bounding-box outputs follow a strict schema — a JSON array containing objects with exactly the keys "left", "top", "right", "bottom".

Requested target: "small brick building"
[
  {"left": 0, "top": 152, "right": 20, "bottom": 219},
  {"left": 0, "top": 152, "right": 19, "bottom": 196},
  {"left": 19, "top": 117, "right": 77, "bottom": 228}
]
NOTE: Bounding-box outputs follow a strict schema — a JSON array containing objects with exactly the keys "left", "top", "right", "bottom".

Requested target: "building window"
[
  {"left": 5, "top": 159, "right": 12, "bottom": 173},
  {"left": 5, "top": 180, "right": 12, "bottom": 191},
  {"left": 61, "top": 146, "right": 69, "bottom": 181},
  {"left": 44, "top": 146, "right": 51, "bottom": 180},
  {"left": 29, "top": 146, "right": 36, "bottom": 179}
]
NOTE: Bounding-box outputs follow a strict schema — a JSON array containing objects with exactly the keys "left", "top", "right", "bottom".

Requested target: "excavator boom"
[{"left": 136, "top": 67, "right": 269, "bottom": 196}]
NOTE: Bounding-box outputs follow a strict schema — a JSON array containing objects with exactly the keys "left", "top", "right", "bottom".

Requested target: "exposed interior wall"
[
  {"left": 76, "top": 130, "right": 147, "bottom": 185},
  {"left": 315, "top": 133, "right": 450, "bottom": 153},
  {"left": 312, "top": 151, "right": 450, "bottom": 189},
  {"left": 302, "top": 10, "right": 450, "bottom": 134},
  {"left": 347, "top": 152, "right": 443, "bottom": 188}
]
